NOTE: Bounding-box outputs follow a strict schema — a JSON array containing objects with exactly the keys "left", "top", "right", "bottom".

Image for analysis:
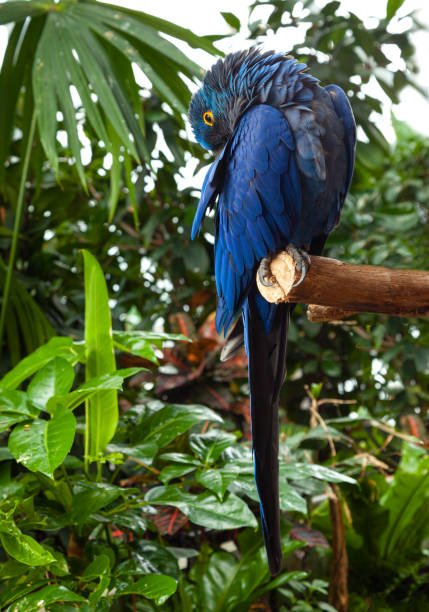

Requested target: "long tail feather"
[{"left": 242, "top": 291, "right": 290, "bottom": 575}]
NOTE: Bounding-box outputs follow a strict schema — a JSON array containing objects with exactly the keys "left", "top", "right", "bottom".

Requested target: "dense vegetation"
[{"left": 0, "top": 0, "right": 428, "bottom": 610}]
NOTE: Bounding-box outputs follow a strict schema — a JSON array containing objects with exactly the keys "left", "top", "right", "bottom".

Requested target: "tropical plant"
[
  {"left": 0, "top": 248, "right": 356, "bottom": 610},
  {"left": 0, "top": 0, "right": 219, "bottom": 366}
]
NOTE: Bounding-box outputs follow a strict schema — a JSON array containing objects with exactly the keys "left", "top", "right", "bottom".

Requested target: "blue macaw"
[{"left": 188, "top": 49, "right": 356, "bottom": 575}]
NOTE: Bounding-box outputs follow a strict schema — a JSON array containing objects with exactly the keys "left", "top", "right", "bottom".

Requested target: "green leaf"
[
  {"left": 183, "top": 242, "right": 210, "bottom": 274},
  {"left": 0, "top": 18, "right": 45, "bottom": 187},
  {"left": 221, "top": 12, "right": 241, "bottom": 31},
  {"left": 32, "top": 18, "right": 59, "bottom": 175},
  {"left": 159, "top": 464, "right": 196, "bottom": 484},
  {"left": 60, "top": 368, "right": 142, "bottom": 412},
  {"left": 82, "top": 249, "right": 117, "bottom": 459},
  {"left": 44, "top": 547, "right": 70, "bottom": 577},
  {"left": 0, "top": 518, "right": 55, "bottom": 566},
  {"left": 280, "top": 462, "right": 356, "bottom": 485},
  {"left": 113, "top": 329, "right": 190, "bottom": 348},
  {"left": 0, "top": 390, "right": 39, "bottom": 431},
  {"left": 0, "top": 337, "right": 75, "bottom": 390},
  {"left": 8, "top": 405, "right": 76, "bottom": 478},
  {"left": 0, "top": 1, "right": 48, "bottom": 25},
  {"left": 72, "top": 481, "right": 132, "bottom": 528},
  {"left": 72, "top": 2, "right": 202, "bottom": 76},
  {"left": 378, "top": 444, "right": 429, "bottom": 562},
  {"left": 106, "top": 441, "right": 158, "bottom": 465},
  {"left": 146, "top": 486, "right": 257, "bottom": 529},
  {"left": 117, "top": 574, "right": 177, "bottom": 605},
  {"left": 113, "top": 331, "right": 158, "bottom": 363},
  {"left": 196, "top": 466, "right": 240, "bottom": 500},
  {"left": 107, "top": 120, "right": 122, "bottom": 222},
  {"left": 114, "top": 5, "right": 221, "bottom": 55},
  {"left": 189, "top": 430, "right": 237, "bottom": 464},
  {"left": 8, "top": 585, "right": 85, "bottom": 612},
  {"left": 82, "top": 554, "right": 110, "bottom": 580},
  {"left": 278, "top": 481, "right": 307, "bottom": 514},
  {"left": 310, "top": 382, "right": 323, "bottom": 399},
  {"left": 141, "top": 403, "right": 223, "bottom": 448},
  {"left": 27, "top": 357, "right": 75, "bottom": 411},
  {"left": 386, "top": 0, "right": 405, "bottom": 20},
  {"left": 124, "top": 150, "right": 139, "bottom": 228}
]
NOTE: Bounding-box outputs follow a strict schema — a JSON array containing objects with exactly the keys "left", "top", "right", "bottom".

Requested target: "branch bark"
[{"left": 256, "top": 252, "right": 429, "bottom": 321}]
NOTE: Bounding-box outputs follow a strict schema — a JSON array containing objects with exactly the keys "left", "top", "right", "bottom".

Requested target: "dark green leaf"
[
  {"left": 280, "top": 463, "right": 356, "bottom": 484},
  {"left": 386, "top": 0, "right": 405, "bottom": 20},
  {"left": 117, "top": 574, "right": 177, "bottom": 605},
  {"left": 106, "top": 441, "right": 158, "bottom": 465},
  {"left": 72, "top": 481, "right": 132, "bottom": 527},
  {"left": 8, "top": 585, "right": 85, "bottom": 612},
  {"left": 146, "top": 486, "right": 257, "bottom": 529},
  {"left": 141, "top": 404, "right": 222, "bottom": 448},
  {"left": 189, "top": 430, "right": 237, "bottom": 464},
  {"left": 82, "top": 554, "right": 110, "bottom": 581}
]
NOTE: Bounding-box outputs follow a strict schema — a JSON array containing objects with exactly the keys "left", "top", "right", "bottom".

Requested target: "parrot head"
[
  {"left": 188, "top": 48, "right": 317, "bottom": 153},
  {"left": 188, "top": 48, "right": 289, "bottom": 153}
]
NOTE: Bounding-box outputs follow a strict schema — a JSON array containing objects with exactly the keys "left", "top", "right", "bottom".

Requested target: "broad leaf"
[
  {"left": 0, "top": 518, "right": 55, "bottom": 566},
  {"left": 189, "top": 430, "right": 237, "bottom": 464},
  {"left": 8, "top": 405, "right": 76, "bottom": 478},
  {"left": 82, "top": 554, "right": 110, "bottom": 581},
  {"left": 0, "top": 391, "right": 39, "bottom": 432},
  {"left": 59, "top": 368, "right": 142, "bottom": 412},
  {"left": 113, "top": 331, "right": 159, "bottom": 363},
  {"left": 72, "top": 481, "right": 135, "bottom": 528},
  {"left": 8, "top": 585, "right": 85, "bottom": 612},
  {"left": 140, "top": 403, "right": 223, "bottom": 448},
  {"left": 106, "top": 441, "right": 158, "bottom": 465},
  {"left": 196, "top": 466, "right": 240, "bottom": 500},
  {"left": 280, "top": 462, "right": 356, "bottom": 485},
  {"left": 117, "top": 574, "right": 177, "bottom": 605},
  {"left": 146, "top": 486, "right": 257, "bottom": 530},
  {"left": 0, "top": 337, "right": 75, "bottom": 390},
  {"left": 27, "top": 357, "right": 75, "bottom": 411}
]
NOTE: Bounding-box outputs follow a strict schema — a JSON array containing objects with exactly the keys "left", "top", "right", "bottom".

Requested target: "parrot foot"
[
  {"left": 257, "top": 257, "right": 276, "bottom": 287},
  {"left": 285, "top": 244, "right": 311, "bottom": 288}
]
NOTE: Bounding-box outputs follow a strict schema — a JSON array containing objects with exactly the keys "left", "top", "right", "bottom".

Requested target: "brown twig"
[{"left": 328, "top": 484, "right": 349, "bottom": 612}]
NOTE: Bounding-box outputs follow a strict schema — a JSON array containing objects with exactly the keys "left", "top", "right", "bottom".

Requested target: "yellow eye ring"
[{"left": 203, "top": 110, "right": 214, "bottom": 127}]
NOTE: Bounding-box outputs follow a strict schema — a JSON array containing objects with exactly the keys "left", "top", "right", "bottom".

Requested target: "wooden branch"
[{"left": 256, "top": 252, "right": 429, "bottom": 320}]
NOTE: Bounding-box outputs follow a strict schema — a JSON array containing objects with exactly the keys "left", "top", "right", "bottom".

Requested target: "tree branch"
[{"left": 256, "top": 252, "right": 429, "bottom": 321}]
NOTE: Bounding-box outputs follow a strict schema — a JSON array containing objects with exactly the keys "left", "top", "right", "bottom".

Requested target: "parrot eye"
[{"left": 203, "top": 110, "right": 215, "bottom": 127}]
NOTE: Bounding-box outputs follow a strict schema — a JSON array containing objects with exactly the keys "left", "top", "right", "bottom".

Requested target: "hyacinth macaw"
[{"left": 188, "top": 49, "right": 356, "bottom": 575}]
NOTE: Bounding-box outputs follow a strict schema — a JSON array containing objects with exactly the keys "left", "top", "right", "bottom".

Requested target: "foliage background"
[{"left": 0, "top": 0, "right": 429, "bottom": 610}]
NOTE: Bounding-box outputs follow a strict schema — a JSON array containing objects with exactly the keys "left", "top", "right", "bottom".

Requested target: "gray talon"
[
  {"left": 258, "top": 257, "right": 276, "bottom": 287},
  {"left": 285, "top": 244, "right": 311, "bottom": 288}
]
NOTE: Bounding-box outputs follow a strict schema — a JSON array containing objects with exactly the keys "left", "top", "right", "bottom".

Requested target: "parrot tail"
[{"left": 242, "top": 290, "right": 290, "bottom": 576}]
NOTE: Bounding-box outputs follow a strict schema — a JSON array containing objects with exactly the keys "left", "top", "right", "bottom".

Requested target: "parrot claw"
[
  {"left": 285, "top": 244, "right": 311, "bottom": 288},
  {"left": 258, "top": 257, "right": 276, "bottom": 287}
]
